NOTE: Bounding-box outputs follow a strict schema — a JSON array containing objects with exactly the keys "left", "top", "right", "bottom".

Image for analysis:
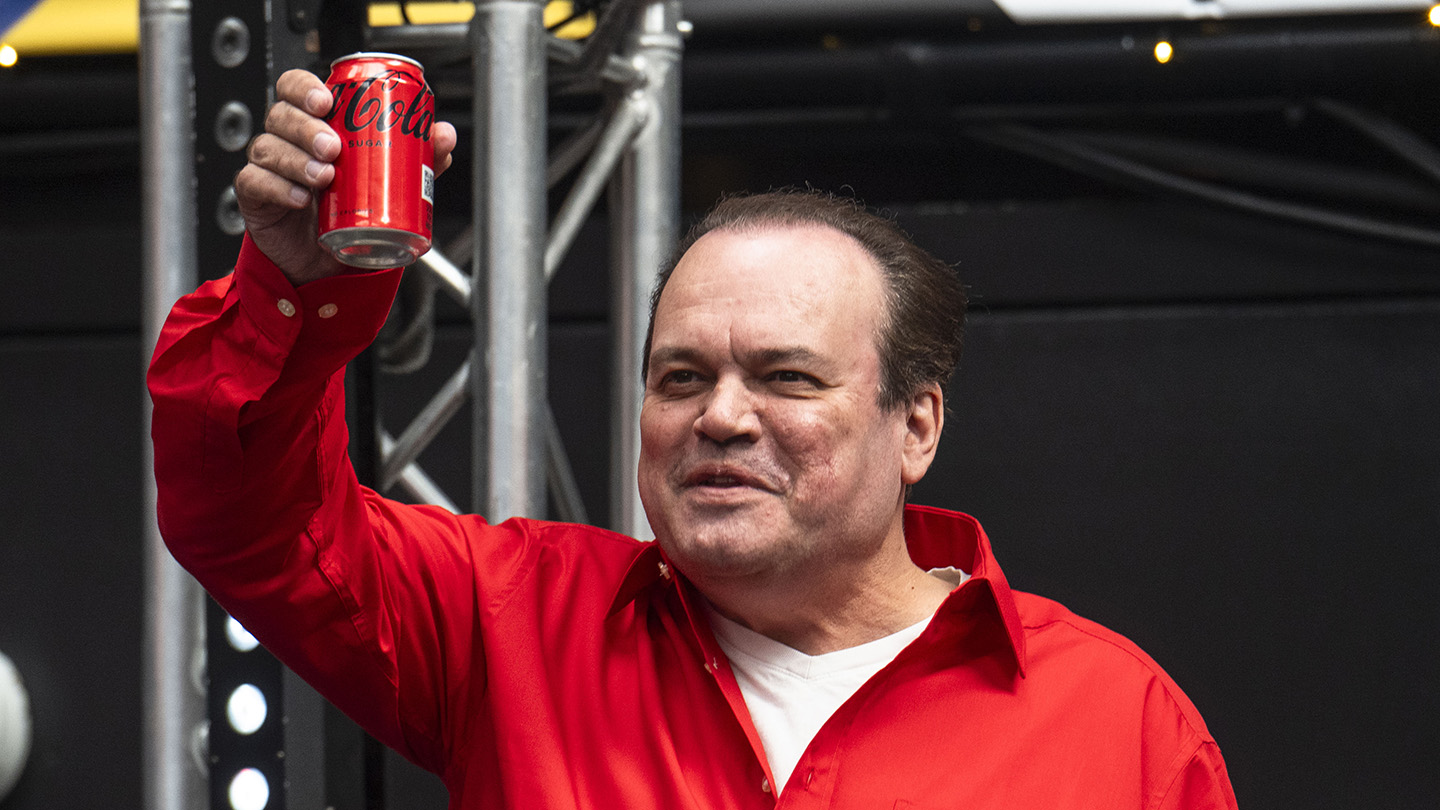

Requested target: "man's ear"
[{"left": 901, "top": 383, "right": 944, "bottom": 486}]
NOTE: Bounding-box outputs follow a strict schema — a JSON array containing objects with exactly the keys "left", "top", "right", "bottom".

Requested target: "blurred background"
[{"left": 2, "top": 1, "right": 1438, "bottom": 808}]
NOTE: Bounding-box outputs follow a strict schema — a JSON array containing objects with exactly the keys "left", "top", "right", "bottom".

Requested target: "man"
[{"left": 149, "top": 70, "right": 1237, "bottom": 808}]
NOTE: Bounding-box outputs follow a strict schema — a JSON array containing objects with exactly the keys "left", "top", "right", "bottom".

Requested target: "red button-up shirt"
[{"left": 149, "top": 237, "right": 1237, "bottom": 809}]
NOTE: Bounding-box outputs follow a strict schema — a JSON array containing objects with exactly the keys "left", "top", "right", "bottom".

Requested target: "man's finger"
[
  {"left": 235, "top": 162, "right": 312, "bottom": 215},
  {"left": 275, "top": 68, "right": 332, "bottom": 117},
  {"left": 246, "top": 132, "right": 335, "bottom": 192},
  {"left": 433, "top": 121, "right": 458, "bottom": 178},
  {"left": 263, "top": 101, "right": 341, "bottom": 163}
]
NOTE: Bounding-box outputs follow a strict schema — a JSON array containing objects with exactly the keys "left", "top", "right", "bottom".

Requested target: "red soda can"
[{"left": 318, "top": 52, "right": 435, "bottom": 268}]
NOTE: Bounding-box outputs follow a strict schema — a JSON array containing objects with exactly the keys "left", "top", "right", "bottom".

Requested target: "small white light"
[
  {"left": 1429, "top": 4, "right": 1440, "bottom": 26},
  {"left": 228, "top": 768, "right": 270, "bottom": 810},
  {"left": 1154, "top": 40, "right": 1174, "bottom": 64},
  {"left": 226, "top": 616, "right": 260, "bottom": 652},
  {"left": 0, "top": 45, "right": 16, "bottom": 68},
  {"left": 226, "top": 684, "right": 268, "bottom": 735},
  {"left": 0, "top": 651, "right": 32, "bottom": 803}
]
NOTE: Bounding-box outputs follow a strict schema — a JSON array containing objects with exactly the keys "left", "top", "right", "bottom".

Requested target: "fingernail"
[
  {"left": 289, "top": 185, "right": 310, "bottom": 205},
  {"left": 314, "top": 131, "right": 339, "bottom": 156},
  {"left": 304, "top": 159, "right": 325, "bottom": 182},
  {"left": 306, "top": 88, "right": 329, "bottom": 114}
]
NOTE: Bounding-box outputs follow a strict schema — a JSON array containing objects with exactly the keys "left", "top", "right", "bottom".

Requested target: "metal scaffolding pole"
[
  {"left": 610, "top": 0, "right": 683, "bottom": 539},
  {"left": 470, "top": 0, "right": 550, "bottom": 520},
  {"left": 139, "top": 1, "right": 207, "bottom": 809}
]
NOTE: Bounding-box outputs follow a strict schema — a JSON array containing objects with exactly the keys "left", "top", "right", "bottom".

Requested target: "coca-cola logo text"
[{"left": 325, "top": 69, "right": 433, "bottom": 141}]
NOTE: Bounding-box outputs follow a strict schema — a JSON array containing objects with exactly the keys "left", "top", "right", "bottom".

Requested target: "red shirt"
[{"left": 148, "top": 237, "right": 1238, "bottom": 809}]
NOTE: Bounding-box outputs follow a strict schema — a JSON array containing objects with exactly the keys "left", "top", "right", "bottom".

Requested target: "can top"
[{"left": 330, "top": 51, "right": 424, "bottom": 71}]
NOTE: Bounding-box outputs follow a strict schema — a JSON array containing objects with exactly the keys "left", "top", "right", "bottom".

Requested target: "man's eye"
[
  {"left": 660, "top": 370, "right": 699, "bottom": 387},
  {"left": 770, "top": 370, "right": 814, "bottom": 385}
]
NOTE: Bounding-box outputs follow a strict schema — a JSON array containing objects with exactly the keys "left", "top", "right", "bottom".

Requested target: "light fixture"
[
  {"left": 210, "top": 606, "right": 286, "bottom": 809},
  {"left": 0, "top": 45, "right": 17, "bottom": 68},
  {"left": 228, "top": 767, "right": 270, "bottom": 810},
  {"left": 1429, "top": 4, "right": 1440, "bottom": 26},
  {"left": 225, "top": 684, "right": 268, "bottom": 735},
  {"left": 225, "top": 616, "right": 260, "bottom": 652},
  {"left": 0, "top": 652, "right": 31, "bottom": 803},
  {"left": 1154, "top": 40, "right": 1174, "bottom": 64}
]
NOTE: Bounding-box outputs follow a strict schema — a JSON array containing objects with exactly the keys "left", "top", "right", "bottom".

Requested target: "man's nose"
[{"left": 694, "top": 377, "right": 761, "bottom": 444}]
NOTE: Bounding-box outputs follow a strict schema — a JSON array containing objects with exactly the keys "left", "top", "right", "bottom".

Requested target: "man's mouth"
[{"left": 682, "top": 466, "right": 769, "bottom": 491}]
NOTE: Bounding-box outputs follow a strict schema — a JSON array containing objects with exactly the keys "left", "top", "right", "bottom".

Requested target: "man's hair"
[{"left": 643, "top": 188, "right": 967, "bottom": 411}]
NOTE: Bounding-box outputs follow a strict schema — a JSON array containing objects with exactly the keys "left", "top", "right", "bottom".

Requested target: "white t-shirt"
[{"left": 704, "top": 568, "right": 969, "bottom": 794}]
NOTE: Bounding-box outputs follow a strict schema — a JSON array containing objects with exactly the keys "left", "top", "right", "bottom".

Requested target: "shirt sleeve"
[
  {"left": 1155, "top": 740, "right": 1239, "bottom": 810},
  {"left": 147, "top": 237, "right": 497, "bottom": 774}
]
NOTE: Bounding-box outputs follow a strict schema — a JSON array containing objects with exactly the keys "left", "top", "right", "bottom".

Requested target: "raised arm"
[{"left": 147, "top": 69, "right": 476, "bottom": 773}]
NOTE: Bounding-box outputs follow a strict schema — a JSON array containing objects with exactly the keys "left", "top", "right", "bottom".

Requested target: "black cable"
[
  {"left": 964, "top": 121, "right": 1440, "bottom": 251},
  {"left": 1310, "top": 97, "right": 1440, "bottom": 186},
  {"left": 1059, "top": 129, "right": 1440, "bottom": 216}
]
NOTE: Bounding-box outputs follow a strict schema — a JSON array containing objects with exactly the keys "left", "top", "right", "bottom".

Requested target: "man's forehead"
[
  {"left": 667, "top": 223, "right": 883, "bottom": 298},
  {"left": 651, "top": 224, "right": 888, "bottom": 366}
]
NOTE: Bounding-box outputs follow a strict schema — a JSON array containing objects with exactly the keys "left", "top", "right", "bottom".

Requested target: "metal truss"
[
  {"left": 366, "top": 0, "right": 682, "bottom": 534},
  {"left": 141, "top": 2, "right": 683, "bottom": 808}
]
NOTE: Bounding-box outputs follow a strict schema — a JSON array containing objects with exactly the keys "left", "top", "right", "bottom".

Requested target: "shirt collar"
[
  {"left": 606, "top": 505, "right": 1028, "bottom": 675},
  {"left": 609, "top": 542, "right": 670, "bottom": 616},
  {"left": 903, "top": 504, "right": 1028, "bottom": 677}
]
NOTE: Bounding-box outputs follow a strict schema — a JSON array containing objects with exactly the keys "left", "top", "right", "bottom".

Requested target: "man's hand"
[{"left": 235, "top": 69, "right": 458, "bottom": 286}]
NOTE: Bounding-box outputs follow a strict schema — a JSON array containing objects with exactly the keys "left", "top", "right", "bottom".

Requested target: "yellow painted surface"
[
  {"left": 2, "top": 0, "right": 138, "bottom": 56},
  {"left": 0, "top": 0, "right": 593, "bottom": 61},
  {"left": 368, "top": 2, "right": 476, "bottom": 26},
  {"left": 369, "top": 2, "right": 595, "bottom": 39}
]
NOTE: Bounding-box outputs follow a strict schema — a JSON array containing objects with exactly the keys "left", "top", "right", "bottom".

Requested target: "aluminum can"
[{"left": 318, "top": 52, "right": 435, "bottom": 268}]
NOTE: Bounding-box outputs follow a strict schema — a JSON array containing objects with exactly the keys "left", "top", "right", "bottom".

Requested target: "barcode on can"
[{"left": 421, "top": 164, "right": 435, "bottom": 204}]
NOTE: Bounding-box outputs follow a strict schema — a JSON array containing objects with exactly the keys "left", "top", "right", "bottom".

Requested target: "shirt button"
[
  {"left": 657, "top": 561, "right": 671, "bottom": 580},
  {"left": 277, "top": 298, "right": 296, "bottom": 317},
  {"left": 805, "top": 769, "right": 815, "bottom": 785},
  {"left": 761, "top": 778, "right": 771, "bottom": 794},
  {"left": 317, "top": 303, "right": 338, "bottom": 319}
]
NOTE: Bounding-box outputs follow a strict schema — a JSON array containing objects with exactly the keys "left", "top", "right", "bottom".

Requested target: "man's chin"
[{"left": 657, "top": 524, "right": 798, "bottom": 583}]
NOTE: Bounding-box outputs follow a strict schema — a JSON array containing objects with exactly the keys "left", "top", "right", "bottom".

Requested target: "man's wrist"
[{"left": 286, "top": 253, "right": 351, "bottom": 286}]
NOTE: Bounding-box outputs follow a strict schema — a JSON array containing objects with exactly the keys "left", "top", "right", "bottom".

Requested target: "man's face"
[{"left": 638, "top": 224, "right": 918, "bottom": 589}]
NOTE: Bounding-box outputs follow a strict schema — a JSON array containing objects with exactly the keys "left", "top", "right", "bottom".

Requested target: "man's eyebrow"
[
  {"left": 646, "top": 347, "right": 704, "bottom": 369},
  {"left": 646, "top": 346, "right": 826, "bottom": 369},
  {"left": 745, "top": 347, "right": 825, "bottom": 367}
]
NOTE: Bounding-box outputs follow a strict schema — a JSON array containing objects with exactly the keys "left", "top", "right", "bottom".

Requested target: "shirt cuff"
[{"left": 235, "top": 233, "right": 405, "bottom": 375}]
